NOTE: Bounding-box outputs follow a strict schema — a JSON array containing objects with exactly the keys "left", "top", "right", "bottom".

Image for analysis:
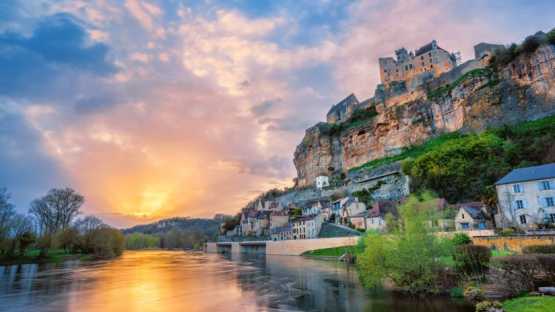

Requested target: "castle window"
[{"left": 520, "top": 215, "right": 527, "bottom": 224}]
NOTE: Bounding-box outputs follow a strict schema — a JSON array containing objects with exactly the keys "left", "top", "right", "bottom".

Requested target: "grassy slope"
[
  {"left": 349, "top": 114, "right": 555, "bottom": 174},
  {"left": 303, "top": 245, "right": 363, "bottom": 257},
  {"left": 503, "top": 296, "right": 555, "bottom": 312}
]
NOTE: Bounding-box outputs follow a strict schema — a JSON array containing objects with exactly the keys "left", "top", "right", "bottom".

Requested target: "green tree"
[{"left": 357, "top": 193, "right": 453, "bottom": 294}]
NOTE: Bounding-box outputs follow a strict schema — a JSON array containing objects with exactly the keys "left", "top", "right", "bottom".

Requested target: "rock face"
[{"left": 294, "top": 44, "right": 555, "bottom": 188}]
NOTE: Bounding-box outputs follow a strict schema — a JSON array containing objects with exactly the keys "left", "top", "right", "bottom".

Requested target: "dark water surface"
[{"left": 0, "top": 250, "right": 473, "bottom": 311}]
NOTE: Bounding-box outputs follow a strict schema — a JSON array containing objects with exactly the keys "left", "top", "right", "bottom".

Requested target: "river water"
[{"left": 0, "top": 250, "right": 473, "bottom": 311}]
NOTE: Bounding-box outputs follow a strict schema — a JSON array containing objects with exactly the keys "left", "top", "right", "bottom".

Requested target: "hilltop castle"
[{"left": 326, "top": 40, "right": 503, "bottom": 124}]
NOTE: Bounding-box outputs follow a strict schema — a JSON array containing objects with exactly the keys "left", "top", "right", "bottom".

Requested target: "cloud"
[
  {"left": 0, "top": 106, "right": 67, "bottom": 211},
  {"left": 250, "top": 98, "right": 281, "bottom": 117},
  {"left": 0, "top": 13, "right": 116, "bottom": 98}
]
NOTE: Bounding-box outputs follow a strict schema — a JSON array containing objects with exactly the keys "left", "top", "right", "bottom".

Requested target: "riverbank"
[
  {"left": 302, "top": 245, "right": 361, "bottom": 260},
  {"left": 0, "top": 249, "right": 94, "bottom": 266}
]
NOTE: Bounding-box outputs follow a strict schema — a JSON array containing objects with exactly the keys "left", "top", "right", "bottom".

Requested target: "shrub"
[
  {"left": 454, "top": 245, "right": 491, "bottom": 277},
  {"left": 85, "top": 227, "right": 125, "bottom": 259},
  {"left": 548, "top": 28, "right": 555, "bottom": 45},
  {"left": 495, "top": 255, "right": 540, "bottom": 295},
  {"left": 452, "top": 233, "right": 472, "bottom": 246},
  {"left": 535, "top": 254, "right": 555, "bottom": 283},
  {"left": 463, "top": 284, "right": 484, "bottom": 302},
  {"left": 522, "top": 244, "right": 555, "bottom": 254},
  {"left": 519, "top": 35, "right": 542, "bottom": 54},
  {"left": 475, "top": 300, "right": 502, "bottom": 312}
]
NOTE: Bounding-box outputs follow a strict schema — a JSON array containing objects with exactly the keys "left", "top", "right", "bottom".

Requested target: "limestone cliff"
[{"left": 294, "top": 44, "right": 555, "bottom": 188}]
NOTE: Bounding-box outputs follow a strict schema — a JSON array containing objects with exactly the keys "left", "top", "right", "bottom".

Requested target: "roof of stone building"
[
  {"left": 270, "top": 210, "right": 289, "bottom": 216},
  {"left": 318, "top": 223, "right": 361, "bottom": 238},
  {"left": 459, "top": 203, "right": 487, "bottom": 220},
  {"left": 496, "top": 163, "right": 555, "bottom": 185},
  {"left": 326, "top": 93, "right": 359, "bottom": 117}
]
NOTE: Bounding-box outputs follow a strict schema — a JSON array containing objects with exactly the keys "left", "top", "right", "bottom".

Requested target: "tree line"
[{"left": 0, "top": 187, "right": 124, "bottom": 261}]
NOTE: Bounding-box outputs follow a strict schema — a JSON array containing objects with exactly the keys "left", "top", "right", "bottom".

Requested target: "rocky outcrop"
[{"left": 294, "top": 44, "right": 555, "bottom": 187}]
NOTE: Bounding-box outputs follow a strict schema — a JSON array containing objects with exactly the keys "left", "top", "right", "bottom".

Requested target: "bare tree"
[
  {"left": 0, "top": 188, "right": 15, "bottom": 240},
  {"left": 29, "top": 187, "right": 85, "bottom": 235},
  {"left": 74, "top": 215, "right": 105, "bottom": 234}
]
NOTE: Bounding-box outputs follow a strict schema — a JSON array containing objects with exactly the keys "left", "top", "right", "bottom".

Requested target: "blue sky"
[{"left": 1, "top": 0, "right": 554, "bottom": 227}]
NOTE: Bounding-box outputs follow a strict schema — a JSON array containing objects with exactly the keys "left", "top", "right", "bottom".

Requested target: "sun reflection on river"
[{"left": 0, "top": 251, "right": 473, "bottom": 312}]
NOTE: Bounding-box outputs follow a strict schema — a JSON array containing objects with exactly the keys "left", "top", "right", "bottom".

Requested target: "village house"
[
  {"left": 455, "top": 202, "right": 491, "bottom": 231},
  {"left": 495, "top": 163, "right": 555, "bottom": 229},
  {"left": 270, "top": 225, "right": 293, "bottom": 241},
  {"left": 292, "top": 215, "right": 323, "bottom": 240},
  {"left": 315, "top": 175, "right": 330, "bottom": 189},
  {"left": 340, "top": 197, "right": 367, "bottom": 225},
  {"left": 302, "top": 200, "right": 329, "bottom": 217},
  {"left": 269, "top": 210, "right": 289, "bottom": 229}
]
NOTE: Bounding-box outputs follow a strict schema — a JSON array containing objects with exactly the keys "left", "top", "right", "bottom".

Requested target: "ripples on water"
[{"left": 0, "top": 251, "right": 473, "bottom": 312}]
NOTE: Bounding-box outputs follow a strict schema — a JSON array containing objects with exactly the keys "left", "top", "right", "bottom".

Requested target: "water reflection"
[{"left": 0, "top": 251, "right": 473, "bottom": 312}]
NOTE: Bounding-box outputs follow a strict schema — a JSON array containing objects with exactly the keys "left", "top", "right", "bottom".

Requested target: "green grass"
[
  {"left": 303, "top": 245, "right": 362, "bottom": 257},
  {"left": 492, "top": 249, "right": 516, "bottom": 257},
  {"left": 503, "top": 296, "right": 555, "bottom": 312},
  {"left": 349, "top": 132, "right": 463, "bottom": 173}
]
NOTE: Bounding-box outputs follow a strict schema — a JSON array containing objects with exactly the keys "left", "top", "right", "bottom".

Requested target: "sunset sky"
[{"left": 1, "top": 0, "right": 555, "bottom": 227}]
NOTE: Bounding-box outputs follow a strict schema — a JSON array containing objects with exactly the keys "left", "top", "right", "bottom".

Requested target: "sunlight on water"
[{"left": 0, "top": 251, "right": 473, "bottom": 312}]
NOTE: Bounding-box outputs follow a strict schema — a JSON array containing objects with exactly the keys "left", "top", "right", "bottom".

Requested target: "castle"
[
  {"left": 326, "top": 40, "right": 504, "bottom": 125},
  {"left": 379, "top": 40, "right": 457, "bottom": 91}
]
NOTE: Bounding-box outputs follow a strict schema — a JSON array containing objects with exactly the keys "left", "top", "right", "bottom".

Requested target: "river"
[{"left": 0, "top": 250, "right": 473, "bottom": 311}]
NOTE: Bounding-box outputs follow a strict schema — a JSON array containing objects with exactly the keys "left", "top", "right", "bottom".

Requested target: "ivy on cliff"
[{"left": 426, "top": 68, "right": 496, "bottom": 100}]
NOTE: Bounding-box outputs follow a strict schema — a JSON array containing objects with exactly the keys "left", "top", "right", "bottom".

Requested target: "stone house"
[
  {"left": 340, "top": 197, "right": 367, "bottom": 224},
  {"left": 270, "top": 225, "right": 293, "bottom": 241},
  {"left": 455, "top": 202, "right": 490, "bottom": 231},
  {"left": 315, "top": 175, "right": 330, "bottom": 189},
  {"left": 292, "top": 215, "right": 323, "bottom": 240},
  {"left": 495, "top": 163, "right": 555, "bottom": 229},
  {"left": 270, "top": 210, "right": 289, "bottom": 229},
  {"left": 302, "top": 199, "right": 329, "bottom": 216}
]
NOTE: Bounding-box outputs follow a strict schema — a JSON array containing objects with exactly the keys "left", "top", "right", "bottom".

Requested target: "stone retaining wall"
[{"left": 472, "top": 235, "right": 555, "bottom": 252}]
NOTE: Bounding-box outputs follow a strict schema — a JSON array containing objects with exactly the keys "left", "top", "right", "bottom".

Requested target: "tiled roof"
[
  {"left": 496, "top": 163, "right": 555, "bottom": 185},
  {"left": 460, "top": 205, "right": 487, "bottom": 220},
  {"left": 318, "top": 223, "right": 361, "bottom": 238}
]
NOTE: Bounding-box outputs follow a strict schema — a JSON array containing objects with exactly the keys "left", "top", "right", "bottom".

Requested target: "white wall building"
[
  {"left": 292, "top": 215, "right": 323, "bottom": 240},
  {"left": 495, "top": 163, "right": 555, "bottom": 229},
  {"left": 315, "top": 176, "right": 330, "bottom": 189}
]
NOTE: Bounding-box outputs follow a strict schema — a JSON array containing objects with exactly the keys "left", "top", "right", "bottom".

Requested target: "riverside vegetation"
[{"left": 0, "top": 187, "right": 125, "bottom": 264}]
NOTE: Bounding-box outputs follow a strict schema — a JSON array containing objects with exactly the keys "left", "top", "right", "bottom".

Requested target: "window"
[
  {"left": 541, "top": 181, "right": 552, "bottom": 190},
  {"left": 550, "top": 214, "right": 555, "bottom": 223},
  {"left": 461, "top": 223, "right": 469, "bottom": 229},
  {"left": 516, "top": 200, "right": 524, "bottom": 209},
  {"left": 513, "top": 184, "right": 522, "bottom": 193},
  {"left": 546, "top": 197, "right": 555, "bottom": 207},
  {"left": 520, "top": 215, "right": 527, "bottom": 224}
]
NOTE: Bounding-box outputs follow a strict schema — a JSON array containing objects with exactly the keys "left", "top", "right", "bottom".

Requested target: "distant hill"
[{"left": 123, "top": 217, "right": 220, "bottom": 237}]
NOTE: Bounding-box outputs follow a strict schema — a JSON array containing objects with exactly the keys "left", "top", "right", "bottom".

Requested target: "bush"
[
  {"left": 495, "top": 255, "right": 539, "bottom": 295},
  {"left": 464, "top": 284, "right": 484, "bottom": 302},
  {"left": 548, "top": 28, "right": 555, "bottom": 45},
  {"left": 475, "top": 300, "right": 502, "bottom": 312},
  {"left": 519, "top": 35, "right": 542, "bottom": 54},
  {"left": 454, "top": 245, "right": 491, "bottom": 277},
  {"left": 535, "top": 254, "right": 555, "bottom": 283},
  {"left": 452, "top": 233, "right": 472, "bottom": 246},
  {"left": 522, "top": 244, "right": 555, "bottom": 254},
  {"left": 85, "top": 227, "right": 125, "bottom": 259}
]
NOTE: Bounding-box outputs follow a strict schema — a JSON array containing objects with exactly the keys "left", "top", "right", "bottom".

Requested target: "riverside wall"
[{"left": 206, "top": 236, "right": 360, "bottom": 256}]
